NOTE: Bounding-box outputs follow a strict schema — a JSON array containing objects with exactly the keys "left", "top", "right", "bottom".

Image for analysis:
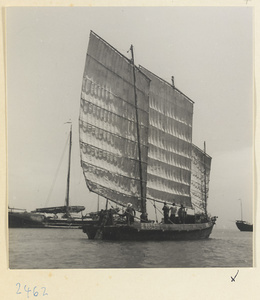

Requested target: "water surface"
[{"left": 9, "top": 228, "right": 253, "bottom": 269}]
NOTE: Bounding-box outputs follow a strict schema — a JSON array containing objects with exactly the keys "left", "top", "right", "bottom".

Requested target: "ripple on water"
[{"left": 9, "top": 228, "right": 253, "bottom": 269}]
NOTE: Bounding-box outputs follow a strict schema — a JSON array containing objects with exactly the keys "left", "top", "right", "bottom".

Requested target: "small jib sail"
[{"left": 79, "top": 31, "right": 212, "bottom": 219}]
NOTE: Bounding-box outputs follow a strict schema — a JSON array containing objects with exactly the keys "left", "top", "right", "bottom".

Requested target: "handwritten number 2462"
[{"left": 16, "top": 283, "right": 48, "bottom": 298}]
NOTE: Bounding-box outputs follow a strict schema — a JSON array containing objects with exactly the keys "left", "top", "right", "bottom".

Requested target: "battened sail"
[
  {"left": 139, "top": 66, "right": 194, "bottom": 208},
  {"left": 191, "top": 144, "right": 212, "bottom": 213},
  {"left": 79, "top": 31, "right": 150, "bottom": 211}
]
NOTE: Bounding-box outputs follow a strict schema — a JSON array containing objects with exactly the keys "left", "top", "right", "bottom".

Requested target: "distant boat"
[
  {"left": 79, "top": 31, "right": 217, "bottom": 241},
  {"left": 9, "top": 124, "right": 95, "bottom": 229},
  {"left": 236, "top": 199, "right": 253, "bottom": 232},
  {"left": 236, "top": 220, "right": 253, "bottom": 232},
  {"left": 8, "top": 207, "right": 45, "bottom": 228}
]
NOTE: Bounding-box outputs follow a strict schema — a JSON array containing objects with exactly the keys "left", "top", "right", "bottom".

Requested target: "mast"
[
  {"left": 65, "top": 124, "right": 72, "bottom": 214},
  {"left": 130, "top": 45, "right": 146, "bottom": 216},
  {"left": 204, "top": 141, "right": 208, "bottom": 217},
  {"left": 239, "top": 199, "right": 243, "bottom": 220}
]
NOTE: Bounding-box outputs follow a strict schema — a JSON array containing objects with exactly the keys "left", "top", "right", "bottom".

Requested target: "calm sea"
[{"left": 9, "top": 227, "right": 253, "bottom": 269}]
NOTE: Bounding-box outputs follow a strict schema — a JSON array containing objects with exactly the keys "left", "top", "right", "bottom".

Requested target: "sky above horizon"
[{"left": 6, "top": 7, "right": 253, "bottom": 229}]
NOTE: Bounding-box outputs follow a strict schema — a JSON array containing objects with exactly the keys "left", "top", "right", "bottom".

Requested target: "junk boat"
[{"left": 80, "top": 31, "right": 217, "bottom": 240}]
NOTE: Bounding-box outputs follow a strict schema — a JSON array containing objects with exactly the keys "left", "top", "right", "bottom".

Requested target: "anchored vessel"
[
  {"left": 32, "top": 124, "right": 87, "bottom": 228},
  {"left": 236, "top": 221, "right": 253, "bottom": 232},
  {"left": 80, "top": 31, "right": 217, "bottom": 240},
  {"left": 8, "top": 208, "right": 46, "bottom": 228},
  {"left": 236, "top": 199, "right": 253, "bottom": 232},
  {"left": 9, "top": 125, "right": 92, "bottom": 229}
]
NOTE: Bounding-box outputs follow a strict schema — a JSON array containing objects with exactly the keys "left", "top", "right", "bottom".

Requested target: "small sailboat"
[
  {"left": 236, "top": 199, "right": 253, "bottom": 232},
  {"left": 79, "top": 31, "right": 217, "bottom": 240},
  {"left": 9, "top": 124, "right": 91, "bottom": 229},
  {"left": 33, "top": 123, "right": 90, "bottom": 228}
]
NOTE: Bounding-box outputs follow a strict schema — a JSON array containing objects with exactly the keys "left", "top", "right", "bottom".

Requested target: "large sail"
[
  {"left": 139, "top": 66, "right": 194, "bottom": 208},
  {"left": 79, "top": 31, "right": 150, "bottom": 211},
  {"left": 191, "top": 144, "right": 212, "bottom": 213}
]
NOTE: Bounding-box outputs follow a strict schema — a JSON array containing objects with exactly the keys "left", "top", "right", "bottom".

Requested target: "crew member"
[
  {"left": 170, "top": 203, "right": 177, "bottom": 223},
  {"left": 122, "top": 203, "right": 136, "bottom": 225},
  {"left": 162, "top": 202, "right": 170, "bottom": 224},
  {"left": 178, "top": 204, "right": 186, "bottom": 224}
]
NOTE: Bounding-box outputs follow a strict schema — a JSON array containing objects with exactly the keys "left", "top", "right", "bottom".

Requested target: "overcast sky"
[{"left": 6, "top": 7, "right": 253, "bottom": 228}]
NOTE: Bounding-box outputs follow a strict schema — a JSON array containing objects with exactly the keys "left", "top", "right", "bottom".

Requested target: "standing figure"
[
  {"left": 107, "top": 209, "right": 114, "bottom": 225},
  {"left": 98, "top": 209, "right": 105, "bottom": 225},
  {"left": 162, "top": 202, "right": 170, "bottom": 224},
  {"left": 123, "top": 203, "right": 136, "bottom": 225},
  {"left": 170, "top": 203, "right": 177, "bottom": 223},
  {"left": 178, "top": 204, "right": 186, "bottom": 224}
]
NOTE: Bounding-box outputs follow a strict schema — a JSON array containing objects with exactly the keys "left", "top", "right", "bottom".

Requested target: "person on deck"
[
  {"left": 162, "top": 202, "right": 170, "bottom": 224},
  {"left": 98, "top": 209, "right": 105, "bottom": 225},
  {"left": 122, "top": 203, "right": 136, "bottom": 225},
  {"left": 178, "top": 205, "right": 186, "bottom": 224},
  {"left": 107, "top": 209, "right": 114, "bottom": 225},
  {"left": 170, "top": 203, "right": 177, "bottom": 223}
]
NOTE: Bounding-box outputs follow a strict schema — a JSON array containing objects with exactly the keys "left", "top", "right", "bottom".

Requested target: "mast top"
[{"left": 171, "top": 76, "right": 175, "bottom": 87}]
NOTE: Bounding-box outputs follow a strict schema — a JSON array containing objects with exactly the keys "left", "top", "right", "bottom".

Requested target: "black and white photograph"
[{"left": 5, "top": 5, "right": 254, "bottom": 273}]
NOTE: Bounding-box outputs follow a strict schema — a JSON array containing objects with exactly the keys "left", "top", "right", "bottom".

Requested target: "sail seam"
[
  {"left": 147, "top": 176, "right": 191, "bottom": 189},
  {"left": 149, "top": 146, "right": 191, "bottom": 168},
  {"left": 145, "top": 196, "right": 191, "bottom": 205},
  {"left": 86, "top": 54, "right": 150, "bottom": 99},
  {"left": 80, "top": 98, "right": 149, "bottom": 130},
  {"left": 150, "top": 107, "right": 192, "bottom": 128},
  {"left": 79, "top": 140, "right": 148, "bottom": 165},
  {"left": 148, "top": 157, "right": 191, "bottom": 172},
  {"left": 139, "top": 65, "right": 195, "bottom": 104},
  {"left": 82, "top": 161, "right": 148, "bottom": 184},
  {"left": 79, "top": 119, "right": 149, "bottom": 148},
  {"left": 82, "top": 77, "right": 149, "bottom": 115},
  {"left": 149, "top": 124, "right": 192, "bottom": 145},
  {"left": 83, "top": 178, "right": 143, "bottom": 202},
  {"left": 90, "top": 31, "right": 151, "bottom": 82},
  {"left": 150, "top": 101, "right": 193, "bottom": 119}
]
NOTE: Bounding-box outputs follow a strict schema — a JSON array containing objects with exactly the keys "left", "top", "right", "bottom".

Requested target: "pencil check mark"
[{"left": 231, "top": 270, "right": 239, "bottom": 282}]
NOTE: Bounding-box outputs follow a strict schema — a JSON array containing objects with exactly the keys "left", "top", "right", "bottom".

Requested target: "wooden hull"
[
  {"left": 43, "top": 219, "right": 97, "bottom": 229},
  {"left": 236, "top": 220, "right": 253, "bottom": 232},
  {"left": 9, "top": 212, "right": 45, "bottom": 228},
  {"left": 8, "top": 212, "right": 96, "bottom": 229},
  {"left": 82, "top": 222, "right": 215, "bottom": 241}
]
